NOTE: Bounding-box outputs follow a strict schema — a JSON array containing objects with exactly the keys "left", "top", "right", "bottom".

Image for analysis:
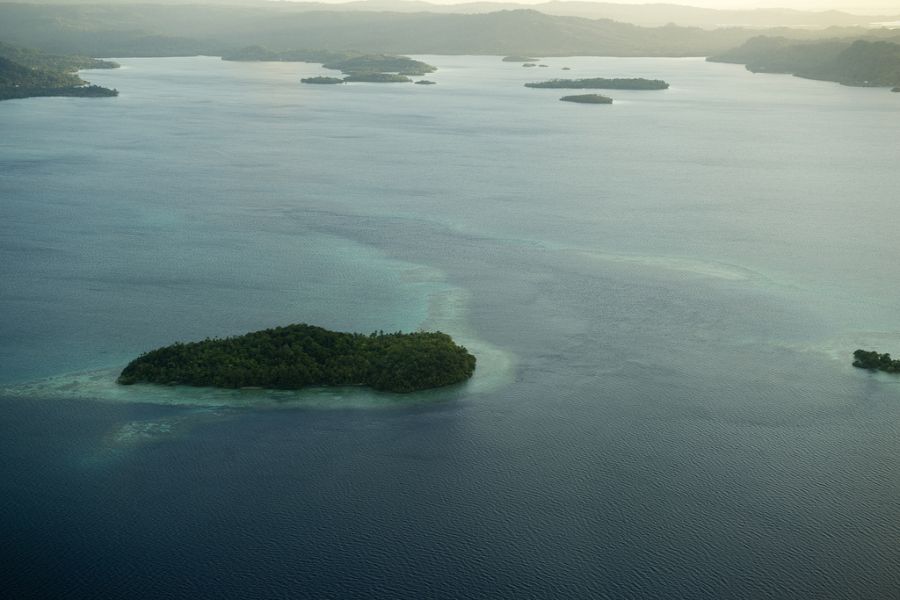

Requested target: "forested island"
[
  {"left": 117, "top": 324, "right": 477, "bottom": 393},
  {"left": 301, "top": 76, "right": 344, "bottom": 84},
  {"left": 224, "top": 47, "right": 435, "bottom": 75},
  {"left": 560, "top": 93, "right": 613, "bottom": 104},
  {"left": 343, "top": 73, "right": 412, "bottom": 83},
  {"left": 323, "top": 54, "right": 435, "bottom": 76},
  {"left": 525, "top": 77, "right": 669, "bottom": 89},
  {"left": 415, "top": 80, "right": 436, "bottom": 85},
  {"left": 709, "top": 37, "right": 900, "bottom": 90},
  {"left": 852, "top": 350, "right": 900, "bottom": 373},
  {"left": 0, "top": 42, "right": 118, "bottom": 101},
  {"left": 225, "top": 47, "right": 434, "bottom": 85}
]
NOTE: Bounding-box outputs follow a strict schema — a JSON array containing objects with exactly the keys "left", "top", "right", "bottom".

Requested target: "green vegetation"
[
  {"left": 0, "top": 41, "right": 116, "bottom": 72},
  {"left": 0, "top": 81, "right": 117, "bottom": 101},
  {"left": 0, "top": 43, "right": 118, "bottom": 101},
  {"left": 301, "top": 76, "right": 344, "bottom": 84},
  {"left": 709, "top": 36, "right": 846, "bottom": 72},
  {"left": 806, "top": 40, "right": 900, "bottom": 87},
  {"left": 0, "top": 56, "right": 80, "bottom": 89},
  {"left": 709, "top": 37, "right": 900, "bottom": 89},
  {"left": 503, "top": 56, "right": 539, "bottom": 62},
  {"left": 343, "top": 73, "right": 412, "bottom": 83},
  {"left": 118, "top": 324, "right": 476, "bottom": 393},
  {"left": 560, "top": 93, "right": 613, "bottom": 104},
  {"left": 852, "top": 350, "right": 900, "bottom": 373},
  {"left": 526, "top": 78, "right": 669, "bottom": 90},
  {"left": 415, "top": 80, "right": 436, "bottom": 85}
]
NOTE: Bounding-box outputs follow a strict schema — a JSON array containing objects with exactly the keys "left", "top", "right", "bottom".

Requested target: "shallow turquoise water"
[{"left": 1, "top": 56, "right": 899, "bottom": 598}]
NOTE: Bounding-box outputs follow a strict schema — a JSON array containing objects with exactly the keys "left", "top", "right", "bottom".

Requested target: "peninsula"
[
  {"left": 118, "top": 324, "right": 476, "bottom": 393},
  {"left": 0, "top": 42, "right": 118, "bottom": 101},
  {"left": 852, "top": 349, "right": 900, "bottom": 373},
  {"left": 525, "top": 78, "right": 669, "bottom": 90}
]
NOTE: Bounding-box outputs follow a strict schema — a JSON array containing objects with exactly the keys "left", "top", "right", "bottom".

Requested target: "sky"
[{"left": 308, "top": 0, "right": 900, "bottom": 15}]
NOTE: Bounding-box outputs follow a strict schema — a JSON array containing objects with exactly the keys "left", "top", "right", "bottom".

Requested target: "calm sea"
[{"left": 1, "top": 56, "right": 899, "bottom": 598}]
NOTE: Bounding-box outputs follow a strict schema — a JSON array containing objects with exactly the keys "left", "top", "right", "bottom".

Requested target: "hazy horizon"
[{"left": 279, "top": 0, "right": 900, "bottom": 16}]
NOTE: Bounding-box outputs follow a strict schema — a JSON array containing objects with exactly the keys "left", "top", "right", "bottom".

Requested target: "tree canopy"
[
  {"left": 0, "top": 42, "right": 118, "bottom": 101},
  {"left": 525, "top": 77, "right": 669, "bottom": 90},
  {"left": 560, "top": 93, "right": 613, "bottom": 103},
  {"left": 852, "top": 349, "right": 900, "bottom": 373},
  {"left": 709, "top": 37, "right": 900, "bottom": 88},
  {"left": 118, "top": 324, "right": 477, "bottom": 393}
]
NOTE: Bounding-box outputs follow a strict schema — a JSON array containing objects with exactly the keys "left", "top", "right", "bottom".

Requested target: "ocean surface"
[{"left": 1, "top": 56, "right": 899, "bottom": 598}]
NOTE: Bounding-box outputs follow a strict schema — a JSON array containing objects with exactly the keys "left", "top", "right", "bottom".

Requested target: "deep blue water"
[{"left": 2, "top": 56, "right": 899, "bottom": 598}]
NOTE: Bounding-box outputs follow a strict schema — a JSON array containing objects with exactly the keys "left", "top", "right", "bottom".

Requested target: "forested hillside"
[
  {"left": 0, "top": 42, "right": 118, "bottom": 100},
  {"left": 709, "top": 36, "right": 900, "bottom": 88}
]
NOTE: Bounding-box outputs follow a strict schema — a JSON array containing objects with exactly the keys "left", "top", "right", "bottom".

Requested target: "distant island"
[
  {"left": 323, "top": 54, "right": 436, "bottom": 77},
  {"left": 343, "top": 73, "right": 412, "bottom": 83},
  {"left": 118, "top": 324, "right": 476, "bottom": 393},
  {"left": 523, "top": 63, "right": 537, "bottom": 67},
  {"left": 525, "top": 78, "right": 669, "bottom": 90},
  {"left": 0, "top": 42, "right": 118, "bottom": 101},
  {"left": 300, "top": 76, "right": 344, "bottom": 84},
  {"left": 415, "top": 80, "right": 436, "bottom": 85},
  {"left": 852, "top": 349, "right": 900, "bottom": 373},
  {"left": 560, "top": 94, "right": 613, "bottom": 104},
  {"left": 708, "top": 37, "right": 900, "bottom": 90},
  {"left": 224, "top": 47, "right": 435, "bottom": 76},
  {"left": 302, "top": 73, "right": 422, "bottom": 84},
  {"left": 503, "top": 56, "right": 539, "bottom": 62},
  {"left": 224, "top": 47, "right": 435, "bottom": 85},
  {"left": 892, "top": 86, "right": 899, "bottom": 92}
]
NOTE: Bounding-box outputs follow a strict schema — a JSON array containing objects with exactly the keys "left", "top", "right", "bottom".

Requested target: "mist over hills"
[
  {"left": 1, "top": 2, "right": 896, "bottom": 58},
  {"left": 5, "top": 1, "right": 899, "bottom": 30},
  {"left": 244, "top": 1, "right": 900, "bottom": 29}
]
